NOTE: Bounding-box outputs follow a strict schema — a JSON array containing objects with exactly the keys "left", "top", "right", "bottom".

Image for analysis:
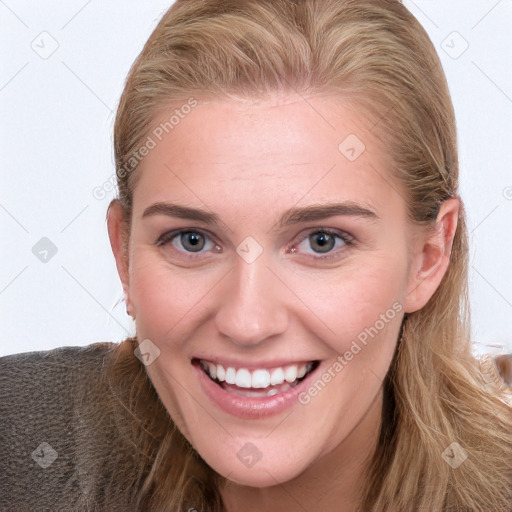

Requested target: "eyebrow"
[
  {"left": 142, "top": 201, "right": 379, "bottom": 230},
  {"left": 143, "top": 202, "right": 219, "bottom": 223},
  {"left": 277, "top": 202, "right": 379, "bottom": 226}
]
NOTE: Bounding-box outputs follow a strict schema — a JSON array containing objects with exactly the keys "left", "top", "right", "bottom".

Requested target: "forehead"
[{"left": 132, "top": 94, "right": 403, "bottom": 218}]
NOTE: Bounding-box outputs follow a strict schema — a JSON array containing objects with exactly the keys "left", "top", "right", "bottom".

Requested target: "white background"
[{"left": 1, "top": 0, "right": 511, "bottom": 357}]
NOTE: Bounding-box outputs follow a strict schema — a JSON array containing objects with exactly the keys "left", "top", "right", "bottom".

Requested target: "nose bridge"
[{"left": 214, "top": 254, "right": 289, "bottom": 347}]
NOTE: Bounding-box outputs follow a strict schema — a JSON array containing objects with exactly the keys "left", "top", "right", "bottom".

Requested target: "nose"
[{"left": 214, "top": 255, "right": 290, "bottom": 348}]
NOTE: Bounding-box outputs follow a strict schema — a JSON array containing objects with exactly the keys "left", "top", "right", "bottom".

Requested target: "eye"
[
  {"left": 308, "top": 231, "right": 337, "bottom": 253},
  {"left": 156, "top": 229, "right": 219, "bottom": 256},
  {"left": 176, "top": 231, "right": 207, "bottom": 252},
  {"left": 291, "top": 229, "right": 353, "bottom": 260}
]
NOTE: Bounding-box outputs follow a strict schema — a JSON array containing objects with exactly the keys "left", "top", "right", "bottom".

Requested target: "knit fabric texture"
[{"left": 0, "top": 342, "right": 144, "bottom": 511}]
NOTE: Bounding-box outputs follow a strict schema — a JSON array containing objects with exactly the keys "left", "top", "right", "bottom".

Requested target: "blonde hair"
[{"left": 107, "top": 1, "right": 512, "bottom": 510}]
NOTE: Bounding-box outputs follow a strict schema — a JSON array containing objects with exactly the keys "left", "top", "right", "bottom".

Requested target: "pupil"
[
  {"left": 182, "top": 232, "right": 204, "bottom": 252},
  {"left": 310, "top": 232, "right": 334, "bottom": 253}
]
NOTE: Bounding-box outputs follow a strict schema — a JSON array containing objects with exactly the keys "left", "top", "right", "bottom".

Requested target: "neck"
[{"left": 220, "top": 388, "right": 383, "bottom": 512}]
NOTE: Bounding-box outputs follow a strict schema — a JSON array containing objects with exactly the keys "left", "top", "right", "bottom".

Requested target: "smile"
[
  {"left": 192, "top": 357, "right": 321, "bottom": 418},
  {"left": 197, "top": 359, "right": 318, "bottom": 396}
]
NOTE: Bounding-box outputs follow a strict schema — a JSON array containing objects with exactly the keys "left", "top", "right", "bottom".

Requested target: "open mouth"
[{"left": 192, "top": 358, "right": 320, "bottom": 398}]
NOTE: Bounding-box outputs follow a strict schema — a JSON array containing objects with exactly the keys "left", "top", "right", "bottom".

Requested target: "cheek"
[
  {"left": 128, "top": 253, "right": 218, "bottom": 338},
  {"left": 288, "top": 252, "right": 409, "bottom": 350},
  {"left": 293, "top": 262, "right": 405, "bottom": 441}
]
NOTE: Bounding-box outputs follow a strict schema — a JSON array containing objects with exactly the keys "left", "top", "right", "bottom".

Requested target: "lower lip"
[{"left": 193, "top": 362, "right": 320, "bottom": 419}]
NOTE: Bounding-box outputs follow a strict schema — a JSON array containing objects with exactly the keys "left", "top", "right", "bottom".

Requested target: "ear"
[
  {"left": 403, "top": 197, "right": 459, "bottom": 314},
  {"left": 106, "top": 200, "right": 133, "bottom": 317}
]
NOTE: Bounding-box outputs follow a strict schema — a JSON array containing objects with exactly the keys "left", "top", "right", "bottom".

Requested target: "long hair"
[{"left": 106, "top": 1, "right": 512, "bottom": 510}]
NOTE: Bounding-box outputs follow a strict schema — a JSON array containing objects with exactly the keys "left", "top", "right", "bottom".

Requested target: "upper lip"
[{"left": 192, "top": 356, "right": 319, "bottom": 370}]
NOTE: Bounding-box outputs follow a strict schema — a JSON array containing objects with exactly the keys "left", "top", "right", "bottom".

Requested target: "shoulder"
[
  {"left": 0, "top": 341, "right": 117, "bottom": 374},
  {"left": 0, "top": 342, "right": 121, "bottom": 510},
  {"left": 0, "top": 342, "right": 118, "bottom": 424},
  {"left": 0, "top": 341, "right": 118, "bottom": 411}
]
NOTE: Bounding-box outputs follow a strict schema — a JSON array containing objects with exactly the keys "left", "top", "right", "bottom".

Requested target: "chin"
[
  {"left": 217, "top": 460, "right": 304, "bottom": 488},
  {"left": 196, "top": 440, "right": 311, "bottom": 488}
]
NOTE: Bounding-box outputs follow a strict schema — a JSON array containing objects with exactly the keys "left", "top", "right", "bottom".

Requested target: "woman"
[{"left": 1, "top": 0, "right": 511, "bottom": 510}]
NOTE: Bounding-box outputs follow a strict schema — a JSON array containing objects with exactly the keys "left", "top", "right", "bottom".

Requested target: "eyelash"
[{"left": 155, "top": 227, "right": 355, "bottom": 261}]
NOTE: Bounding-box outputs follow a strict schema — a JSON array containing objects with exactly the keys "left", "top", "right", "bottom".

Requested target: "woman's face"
[{"left": 111, "top": 94, "right": 438, "bottom": 487}]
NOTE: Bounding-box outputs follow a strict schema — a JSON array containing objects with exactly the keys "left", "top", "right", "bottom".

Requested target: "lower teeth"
[{"left": 219, "top": 380, "right": 297, "bottom": 397}]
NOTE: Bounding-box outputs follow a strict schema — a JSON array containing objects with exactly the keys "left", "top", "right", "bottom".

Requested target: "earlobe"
[
  {"left": 403, "top": 197, "right": 459, "bottom": 313},
  {"left": 107, "top": 200, "right": 133, "bottom": 315}
]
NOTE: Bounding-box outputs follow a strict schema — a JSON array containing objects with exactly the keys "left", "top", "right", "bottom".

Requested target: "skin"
[{"left": 107, "top": 93, "right": 459, "bottom": 511}]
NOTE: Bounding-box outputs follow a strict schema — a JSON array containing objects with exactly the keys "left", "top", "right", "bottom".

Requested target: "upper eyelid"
[
  {"left": 304, "top": 227, "right": 352, "bottom": 240},
  {"left": 156, "top": 227, "right": 219, "bottom": 246}
]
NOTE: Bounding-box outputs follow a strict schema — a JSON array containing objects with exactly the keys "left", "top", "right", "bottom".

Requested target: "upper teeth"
[{"left": 200, "top": 360, "right": 313, "bottom": 389}]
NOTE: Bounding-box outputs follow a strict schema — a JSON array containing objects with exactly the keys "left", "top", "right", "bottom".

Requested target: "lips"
[{"left": 192, "top": 357, "right": 320, "bottom": 417}]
